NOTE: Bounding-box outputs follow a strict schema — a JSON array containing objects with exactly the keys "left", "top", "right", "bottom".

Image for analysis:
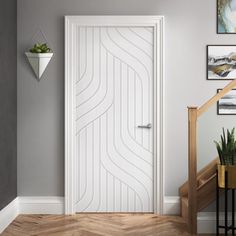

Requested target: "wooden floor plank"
[{"left": 1, "top": 214, "right": 214, "bottom": 236}]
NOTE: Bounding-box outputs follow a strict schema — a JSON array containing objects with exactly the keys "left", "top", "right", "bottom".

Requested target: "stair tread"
[
  {"left": 179, "top": 158, "right": 217, "bottom": 198},
  {"left": 197, "top": 173, "right": 216, "bottom": 189}
]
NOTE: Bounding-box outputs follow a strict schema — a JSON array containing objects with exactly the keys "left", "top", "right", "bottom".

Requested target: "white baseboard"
[
  {"left": 163, "top": 196, "right": 180, "bottom": 215},
  {"left": 1, "top": 196, "right": 227, "bottom": 234},
  {"left": 0, "top": 198, "right": 18, "bottom": 234},
  {"left": 18, "top": 196, "right": 64, "bottom": 214},
  {"left": 198, "top": 212, "right": 236, "bottom": 234},
  {"left": 198, "top": 212, "right": 216, "bottom": 234},
  {"left": 0, "top": 196, "right": 64, "bottom": 233},
  {"left": 0, "top": 196, "right": 180, "bottom": 233}
]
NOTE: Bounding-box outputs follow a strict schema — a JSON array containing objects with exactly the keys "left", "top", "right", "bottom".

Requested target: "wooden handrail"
[
  {"left": 198, "top": 79, "right": 236, "bottom": 117},
  {"left": 188, "top": 107, "right": 198, "bottom": 234}
]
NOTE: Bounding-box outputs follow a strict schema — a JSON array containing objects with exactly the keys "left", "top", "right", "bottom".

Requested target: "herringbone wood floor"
[{"left": 1, "top": 214, "right": 212, "bottom": 236}]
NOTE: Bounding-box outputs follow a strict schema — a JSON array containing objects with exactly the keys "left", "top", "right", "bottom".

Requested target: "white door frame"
[{"left": 65, "top": 15, "right": 165, "bottom": 215}]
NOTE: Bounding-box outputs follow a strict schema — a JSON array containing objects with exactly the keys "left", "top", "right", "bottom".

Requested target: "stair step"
[
  {"left": 180, "top": 172, "right": 217, "bottom": 215},
  {"left": 179, "top": 159, "right": 219, "bottom": 219},
  {"left": 198, "top": 179, "right": 206, "bottom": 186},
  {"left": 179, "top": 158, "right": 217, "bottom": 197},
  {"left": 197, "top": 173, "right": 216, "bottom": 189},
  {"left": 197, "top": 174, "right": 216, "bottom": 211}
]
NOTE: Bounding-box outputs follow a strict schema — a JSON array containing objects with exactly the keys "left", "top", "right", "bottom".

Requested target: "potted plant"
[
  {"left": 25, "top": 43, "right": 53, "bottom": 79},
  {"left": 214, "top": 128, "right": 236, "bottom": 188}
]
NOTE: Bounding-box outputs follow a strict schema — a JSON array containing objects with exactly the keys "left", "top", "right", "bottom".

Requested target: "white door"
[{"left": 74, "top": 26, "right": 154, "bottom": 213}]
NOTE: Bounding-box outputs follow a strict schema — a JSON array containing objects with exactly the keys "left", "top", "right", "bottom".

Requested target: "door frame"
[{"left": 65, "top": 15, "right": 165, "bottom": 214}]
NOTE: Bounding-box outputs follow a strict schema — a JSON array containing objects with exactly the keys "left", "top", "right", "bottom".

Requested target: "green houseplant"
[
  {"left": 214, "top": 128, "right": 236, "bottom": 165},
  {"left": 29, "top": 43, "right": 52, "bottom": 53},
  {"left": 214, "top": 128, "right": 236, "bottom": 188},
  {"left": 25, "top": 42, "right": 53, "bottom": 79}
]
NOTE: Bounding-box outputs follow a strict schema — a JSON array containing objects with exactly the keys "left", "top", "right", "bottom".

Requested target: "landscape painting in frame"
[
  {"left": 218, "top": 0, "right": 236, "bottom": 33},
  {"left": 217, "top": 89, "right": 236, "bottom": 115},
  {"left": 207, "top": 45, "right": 236, "bottom": 80}
]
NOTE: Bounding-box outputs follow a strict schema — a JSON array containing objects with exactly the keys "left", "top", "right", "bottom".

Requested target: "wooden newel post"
[{"left": 188, "top": 107, "right": 198, "bottom": 235}]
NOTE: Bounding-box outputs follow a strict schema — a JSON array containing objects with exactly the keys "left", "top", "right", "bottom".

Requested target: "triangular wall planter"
[{"left": 25, "top": 52, "right": 53, "bottom": 80}]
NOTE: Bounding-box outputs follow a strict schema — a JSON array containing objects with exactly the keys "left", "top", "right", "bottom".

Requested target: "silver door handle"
[{"left": 137, "top": 123, "right": 152, "bottom": 129}]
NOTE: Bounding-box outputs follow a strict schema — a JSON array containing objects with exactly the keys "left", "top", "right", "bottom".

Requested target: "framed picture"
[
  {"left": 217, "top": 0, "right": 236, "bottom": 33},
  {"left": 217, "top": 89, "right": 236, "bottom": 115},
  {"left": 207, "top": 45, "right": 236, "bottom": 80}
]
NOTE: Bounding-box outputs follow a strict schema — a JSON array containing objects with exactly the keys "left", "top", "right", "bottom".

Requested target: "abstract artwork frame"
[
  {"left": 217, "top": 0, "right": 236, "bottom": 34},
  {"left": 207, "top": 45, "right": 236, "bottom": 80},
  {"left": 217, "top": 89, "right": 236, "bottom": 115}
]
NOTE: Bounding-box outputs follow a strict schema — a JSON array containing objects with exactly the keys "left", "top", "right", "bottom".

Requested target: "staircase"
[
  {"left": 179, "top": 158, "right": 218, "bottom": 220},
  {"left": 185, "top": 78, "right": 236, "bottom": 234}
]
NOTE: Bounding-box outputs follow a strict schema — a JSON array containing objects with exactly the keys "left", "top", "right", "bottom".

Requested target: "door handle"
[{"left": 137, "top": 123, "right": 152, "bottom": 129}]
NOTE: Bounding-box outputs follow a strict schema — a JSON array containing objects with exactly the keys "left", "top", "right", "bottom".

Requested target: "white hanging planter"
[{"left": 25, "top": 52, "right": 53, "bottom": 80}]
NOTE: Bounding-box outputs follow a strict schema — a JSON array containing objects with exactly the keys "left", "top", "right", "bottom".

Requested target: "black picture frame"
[
  {"left": 217, "top": 89, "right": 236, "bottom": 115},
  {"left": 217, "top": 0, "right": 236, "bottom": 34},
  {"left": 207, "top": 45, "right": 236, "bottom": 80}
]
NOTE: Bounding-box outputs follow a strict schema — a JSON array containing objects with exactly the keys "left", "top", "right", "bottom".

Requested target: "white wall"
[
  {"left": 198, "top": 105, "right": 236, "bottom": 171},
  {"left": 17, "top": 0, "right": 236, "bottom": 197}
]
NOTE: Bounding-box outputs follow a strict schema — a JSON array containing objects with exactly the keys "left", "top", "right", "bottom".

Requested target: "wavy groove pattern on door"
[{"left": 74, "top": 27, "right": 153, "bottom": 212}]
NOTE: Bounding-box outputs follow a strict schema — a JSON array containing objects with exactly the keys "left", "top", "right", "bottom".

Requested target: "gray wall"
[
  {"left": 0, "top": 0, "right": 17, "bottom": 210},
  {"left": 17, "top": 0, "right": 236, "bottom": 197}
]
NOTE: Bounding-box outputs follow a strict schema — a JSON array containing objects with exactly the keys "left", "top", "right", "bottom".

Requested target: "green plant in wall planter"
[
  {"left": 25, "top": 43, "right": 53, "bottom": 80},
  {"left": 29, "top": 43, "right": 51, "bottom": 53},
  {"left": 214, "top": 128, "right": 236, "bottom": 188}
]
